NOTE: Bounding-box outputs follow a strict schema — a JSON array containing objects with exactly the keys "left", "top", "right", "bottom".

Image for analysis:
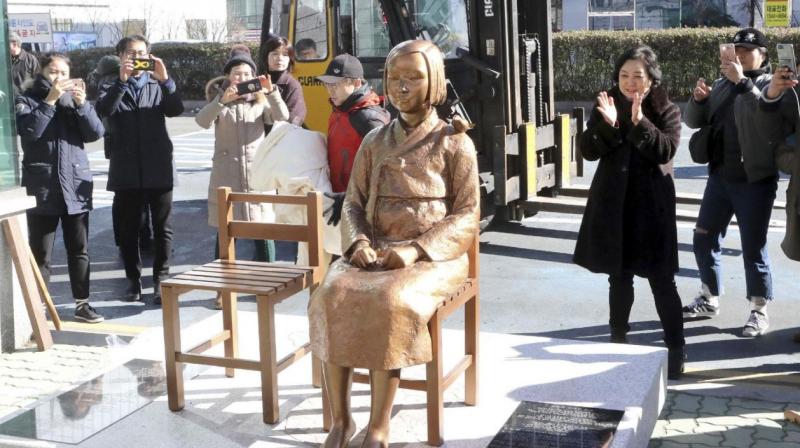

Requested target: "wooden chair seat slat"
[
  {"left": 180, "top": 268, "right": 303, "bottom": 286},
  {"left": 212, "top": 259, "right": 314, "bottom": 273},
  {"left": 172, "top": 272, "right": 289, "bottom": 289},
  {"left": 163, "top": 277, "right": 279, "bottom": 295},
  {"left": 195, "top": 265, "right": 304, "bottom": 280}
]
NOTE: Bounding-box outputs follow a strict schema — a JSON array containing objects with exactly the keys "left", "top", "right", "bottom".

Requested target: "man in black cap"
[
  {"left": 317, "top": 53, "right": 389, "bottom": 226},
  {"left": 684, "top": 27, "right": 779, "bottom": 338},
  {"left": 9, "top": 32, "right": 39, "bottom": 96}
]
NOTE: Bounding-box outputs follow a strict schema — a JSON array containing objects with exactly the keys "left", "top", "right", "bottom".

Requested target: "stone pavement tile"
[
  {"left": 656, "top": 432, "right": 723, "bottom": 446},
  {"left": 716, "top": 427, "right": 757, "bottom": 448},
  {"left": 696, "top": 396, "right": 731, "bottom": 418},
  {"left": 672, "top": 392, "right": 702, "bottom": 415}
]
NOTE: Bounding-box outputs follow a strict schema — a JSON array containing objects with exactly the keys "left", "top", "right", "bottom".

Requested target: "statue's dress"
[{"left": 308, "top": 111, "right": 479, "bottom": 370}]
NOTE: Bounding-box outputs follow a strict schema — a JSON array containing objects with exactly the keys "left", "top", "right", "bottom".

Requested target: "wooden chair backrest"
[{"left": 216, "top": 187, "right": 324, "bottom": 268}]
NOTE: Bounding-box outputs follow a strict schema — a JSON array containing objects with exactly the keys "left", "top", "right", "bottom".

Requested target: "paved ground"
[{"left": 3, "top": 116, "right": 799, "bottom": 446}]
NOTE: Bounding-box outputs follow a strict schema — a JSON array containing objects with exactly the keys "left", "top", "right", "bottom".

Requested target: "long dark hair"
[
  {"left": 258, "top": 36, "right": 295, "bottom": 74},
  {"left": 612, "top": 45, "right": 662, "bottom": 87}
]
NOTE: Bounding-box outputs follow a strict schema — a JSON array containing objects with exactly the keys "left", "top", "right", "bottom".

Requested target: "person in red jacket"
[{"left": 317, "top": 54, "right": 390, "bottom": 225}]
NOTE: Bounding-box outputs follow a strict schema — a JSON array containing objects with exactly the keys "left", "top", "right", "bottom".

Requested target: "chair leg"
[
  {"left": 465, "top": 293, "right": 479, "bottom": 406},
  {"left": 426, "top": 311, "right": 444, "bottom": 446},
  {"left": 222, "top": 291, "right": 238, "bottom": 378},
  {"left": 161, "top": 285, "right": 185, "bottom": 411},
  {"left": 256, "top": 295, "right": 279, "bottom": 424}
]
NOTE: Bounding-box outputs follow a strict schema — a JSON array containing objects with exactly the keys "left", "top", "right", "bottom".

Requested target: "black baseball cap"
[
  {"left": 316, "top": 53, "right": 363, "bottom": 83},
  {"left": 732, "top": 28, "right": 768, "bottom": 50}
]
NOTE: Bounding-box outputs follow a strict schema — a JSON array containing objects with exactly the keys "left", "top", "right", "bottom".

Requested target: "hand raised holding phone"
[{"left": 235, "top": 75, "right": 272, "bottom": 96}]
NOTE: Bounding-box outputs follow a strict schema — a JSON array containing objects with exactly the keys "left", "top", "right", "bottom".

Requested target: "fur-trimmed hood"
[{"left": 205, "top": 76, "right": 229, "bottom": 102}]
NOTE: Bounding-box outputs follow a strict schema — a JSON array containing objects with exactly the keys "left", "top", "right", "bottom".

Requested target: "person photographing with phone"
[
  {"left": 15, "top": 52, "right": 105, "bottom": 323},
  {"left": 96, "top": 35, "right": 184, "bottom": 306},
  {"left": 755, "top": 52, "right": 800, "bottom": 344},
  {"left": 684, "top": 28, "right": 779, "bottom": 337},
  {"left": 195, "top": 46, "right": 289, "bottom": 309}
]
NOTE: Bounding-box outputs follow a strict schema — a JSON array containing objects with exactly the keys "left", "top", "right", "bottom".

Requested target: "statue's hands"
[
  {"left": 383, "top": 245, "right": 422, "bottom": 270},
  {"left": 350, "top": 243, "right": 378, "bottom": 269}
]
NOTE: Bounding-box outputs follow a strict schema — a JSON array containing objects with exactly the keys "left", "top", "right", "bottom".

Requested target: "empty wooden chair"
[{"left": 161, "top": 186, "right": 325, "bottom": 424}]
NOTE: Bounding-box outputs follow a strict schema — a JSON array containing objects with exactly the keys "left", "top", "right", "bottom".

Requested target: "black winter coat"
[
  {"left": 16, "top": 76, "right": 105, "bottom": 215},
  {"left": 95, "top": 75, "right": 184, "bottom": 191},
  {"left": 573, "top": 86, "right": 682, "bottom": 277},
  {"left": 270, "top": 70, "right": 307, "bottom": 126}
]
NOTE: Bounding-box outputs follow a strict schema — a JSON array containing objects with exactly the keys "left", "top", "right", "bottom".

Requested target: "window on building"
[
  {"left": 186, "top": 19, "right": 208, "bottom": 40},
  {"left": 52, "top": 18, "right": 73, "bottom": 32},
  {"left": 294, "top": 0, "right": 327, "bottom": 60}
]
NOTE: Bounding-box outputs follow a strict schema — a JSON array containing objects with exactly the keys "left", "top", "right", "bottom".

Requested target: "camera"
[
  {"left": 236, "top": 76, "right": 268, "bottom": 96},
  {"left": 132, "top": 58, "right": 156, "bottom": 71}
]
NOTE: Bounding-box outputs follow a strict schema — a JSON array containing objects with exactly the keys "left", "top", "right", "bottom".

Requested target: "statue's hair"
[{"left": 384, "top": 40, "right": 447, "bottom": 106}]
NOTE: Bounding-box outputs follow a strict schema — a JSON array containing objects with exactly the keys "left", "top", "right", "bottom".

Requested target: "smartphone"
[
  {"left": 719, "top": 43, "right": 736, "bottom": 62},
  {"left": 777, "top": 43, "right": 797, "bottom": 79},
  {"left": 132, "top": 58, "right": 155, "bottom": 71},
  {"left": 236, "top": 76, "right": 268, "bottom": 95},
  {"left": 66, "top": 78, "right": 85, "bottom": 91}
]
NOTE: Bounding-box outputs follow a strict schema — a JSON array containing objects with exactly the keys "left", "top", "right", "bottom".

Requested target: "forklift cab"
[{"left": 262, "top": 0, "right": 584, "bottom": 221}]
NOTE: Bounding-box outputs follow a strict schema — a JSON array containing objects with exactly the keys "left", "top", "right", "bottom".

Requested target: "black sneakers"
[
  {"left": 75, "top": 303, "right": 104, "bottom": 323},
  {"left": 668, "top": 347, "right": 686, "bottom": 380},
  {"left": 682, "top": 295, "right": 719, "bottom": 318},
  {"left": 123, "top": 279, "right": 142, "bottom": 302},
  {"left": 152, "top": 281, "right": 162, "bottom": 306}
]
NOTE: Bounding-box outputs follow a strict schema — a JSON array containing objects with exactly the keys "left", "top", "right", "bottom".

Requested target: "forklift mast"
[{"left": 260, "top": 0, "right": 584, "bottom": 221}]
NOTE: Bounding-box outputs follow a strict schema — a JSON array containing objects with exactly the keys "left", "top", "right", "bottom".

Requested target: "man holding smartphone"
[
  {"left": 683, "top": 28, "right": 779, "bottom": 337},
  {"left": 96, "top": 35, "right": 184, "bottom": 305},
  {"left": 755, "top": 62, "right": 800, "bottom": 344}
]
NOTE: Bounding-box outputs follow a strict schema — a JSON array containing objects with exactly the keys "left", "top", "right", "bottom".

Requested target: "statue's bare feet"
[
  {"left": 360, "top": 429, "right": 389, "bottom": 448},
  {"left": 322, "top": 418, "right": 356, "bottom": 448}
]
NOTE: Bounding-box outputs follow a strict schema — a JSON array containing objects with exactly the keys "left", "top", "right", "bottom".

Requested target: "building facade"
[
  {"left": 559, "top": 0, "right": 799, "bottom": 31},
  {"left": 8, "top": 0, "right": 229, "bottom": 49}
]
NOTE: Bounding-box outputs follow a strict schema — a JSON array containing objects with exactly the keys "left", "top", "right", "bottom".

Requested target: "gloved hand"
[{"left": 323, "top": 191, "right": 346, "bottom": 226}]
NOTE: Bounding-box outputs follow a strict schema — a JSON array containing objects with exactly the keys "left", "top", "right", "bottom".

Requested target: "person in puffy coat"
[
  {"left": 316, "top": 54, "right": 390, "bottom": 227},
  {"left": 16, "top": 52, "right": 105, "bottom": 323},
  {"left": 96, "top": 35, "right": 184, "bottom": 306},
  {"left": 195, "top": 46, "right": 289, "bottom": 309},
  {"left": 752, "top": 64, "right": 800, "bottom": 342},
  {"left": 572, "top": 45, "right": 685, "bottom": 380}
]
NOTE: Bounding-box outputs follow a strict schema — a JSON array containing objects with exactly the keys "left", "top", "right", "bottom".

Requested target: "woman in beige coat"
[
  {"left": 309, "top": 40, "right": 479, "bottom": 448},
  {"left": 195, "top": 47, "right": 289, "bottom": 307}
]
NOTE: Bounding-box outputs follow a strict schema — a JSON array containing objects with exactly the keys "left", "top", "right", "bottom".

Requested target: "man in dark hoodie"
[
  {"left": 96, "top": 35, "right": 183, "bottom": 305},
  {"left": 317, "top": 53, "right": 390, "bottom": 226}
]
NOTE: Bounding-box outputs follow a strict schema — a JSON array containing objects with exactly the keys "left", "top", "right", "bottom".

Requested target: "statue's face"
[{"left": 386, "top": 52, "right": 429, "bottom": 114}]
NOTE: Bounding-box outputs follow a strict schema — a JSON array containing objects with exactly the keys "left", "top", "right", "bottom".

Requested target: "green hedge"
[
  {"left": 64, "top": 28, "right": 800, "bottom": 101},
  {"left": 68, "top": 42, "right": 260, "bottom": 101},
  {"left": 553, "top": 27, "right": 800, "bottom": 101}
]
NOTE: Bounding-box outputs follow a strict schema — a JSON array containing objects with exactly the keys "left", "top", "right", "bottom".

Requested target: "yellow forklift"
[{"left": 259, "top": 0, "right": 585, "bottom": 221}]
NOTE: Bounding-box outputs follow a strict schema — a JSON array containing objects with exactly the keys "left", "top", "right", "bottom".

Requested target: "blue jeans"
[{"left": 693, "top": 172, "right": 777, "bottom": 300}]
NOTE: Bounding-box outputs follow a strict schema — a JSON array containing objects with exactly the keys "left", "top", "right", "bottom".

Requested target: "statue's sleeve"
[
  {"left": 414, "top": 134, "right": 480, "bottom": 261},
  {"left": 340, "top": 132, "right": 374, "bottom": 256}
]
